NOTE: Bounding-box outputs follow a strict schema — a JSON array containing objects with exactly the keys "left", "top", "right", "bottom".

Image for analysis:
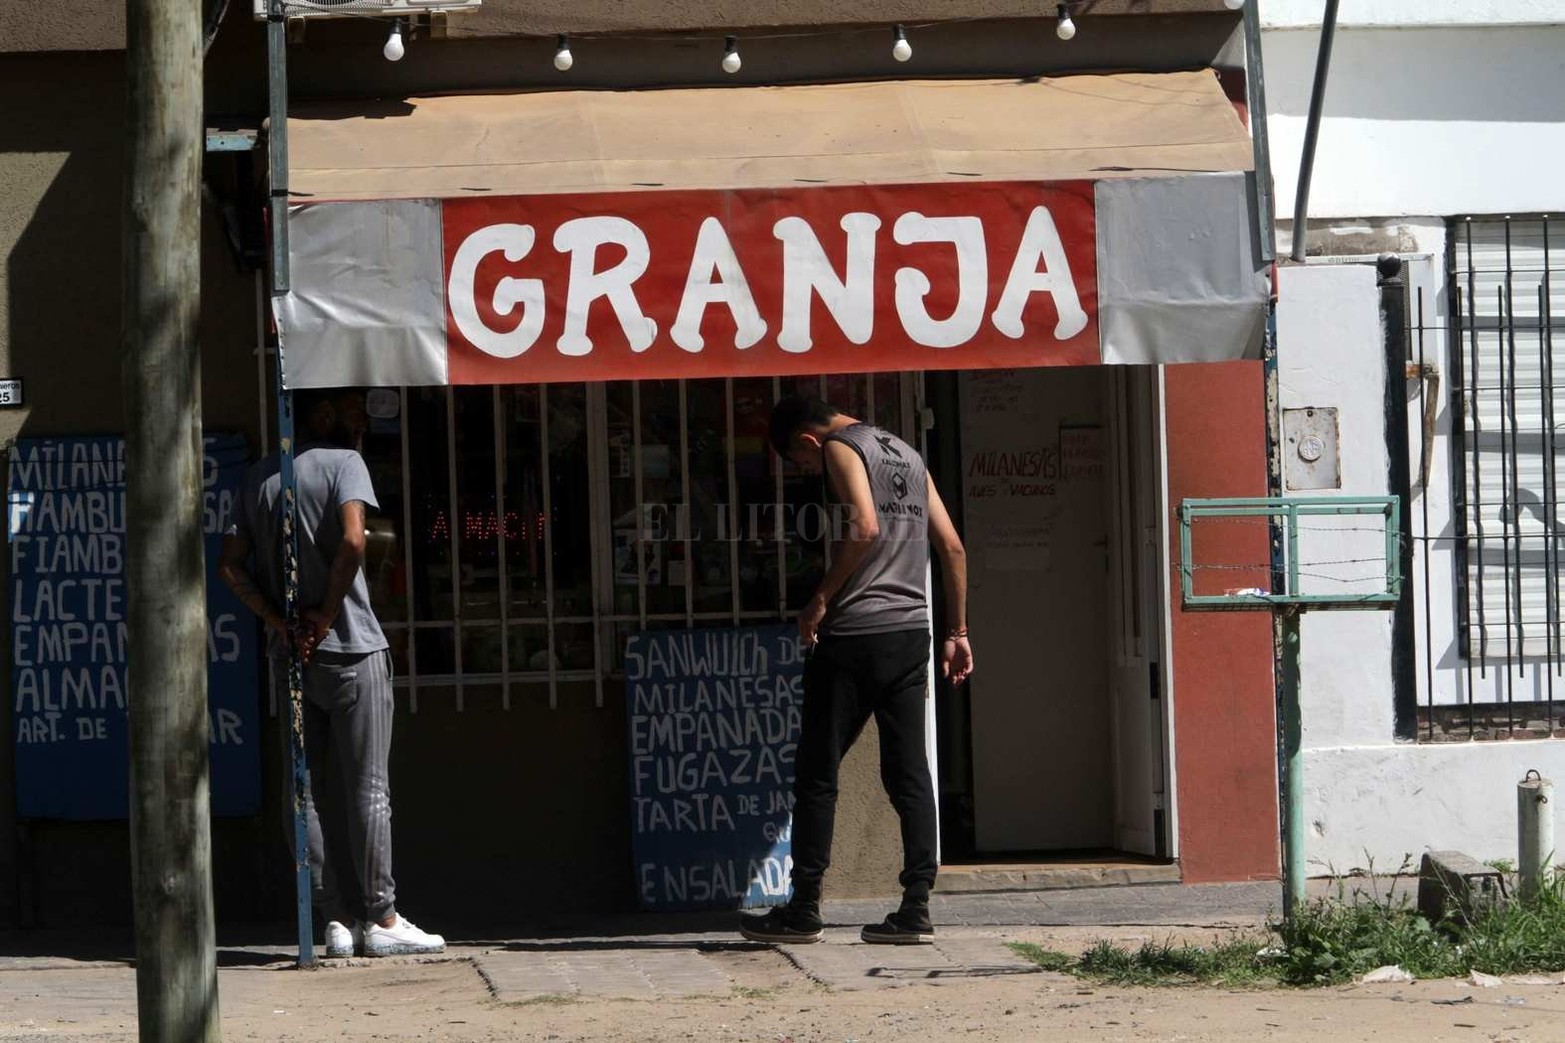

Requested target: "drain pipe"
[
  {"left": 1236, "top": 0, "right": 1306, "bottom": 919},
  {"left": 1289, "top": 0, "right": 1340, "bottom": 262}
]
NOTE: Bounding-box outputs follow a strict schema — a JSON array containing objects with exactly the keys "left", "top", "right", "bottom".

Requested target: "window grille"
[
  {"left": 1443, "top": 215, "right": 1565, "bottom": 738},
  {"left": 348, "top": 374, "right": 915, "bottom": 711}
]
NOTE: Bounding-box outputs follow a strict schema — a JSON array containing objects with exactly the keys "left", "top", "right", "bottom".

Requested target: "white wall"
[
  {"left": 1305, "top": 743, "right": 1565, "bottom": 875},
  {"left": 1263, "top": 25, "right": 1565, "bottom": 219},
  {"left": 1278, "top": 264, "right": 1394, "bottom": 745},
  {"left": 1280, "top": 259, "right": 1565, "bottom": 872},
  {"left": 1263, "top": 0, "right": 1565, "bottom": 29}
]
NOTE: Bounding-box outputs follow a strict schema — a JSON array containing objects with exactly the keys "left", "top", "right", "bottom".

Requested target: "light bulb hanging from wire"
[
  {"left": 382, "top": 17, "right": 406, "bottom": 61},
  {"left": 722, "top": 35, "right": 742, "bottom": 73},
  {"left": 1056, "top": 4, "right": 1077, "bottom": 40},
  {"left": 892, "top": 24, "right": 912, "bottom": 62},
  {"left": 382, "top": 18, "right": 406, "bottom": 61},
  {"left": 553, "top": 33, "right": 573, "bottom": 71}
]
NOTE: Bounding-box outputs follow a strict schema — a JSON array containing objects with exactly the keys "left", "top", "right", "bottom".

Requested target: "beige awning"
[{"left": 285, "top": 71, "right": 1252, "bottom": 201}]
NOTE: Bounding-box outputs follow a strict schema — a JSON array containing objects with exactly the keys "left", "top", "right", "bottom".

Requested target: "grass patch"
[
  {"left": 731, "top": 985, "right": 784, "bottom": 1000},
  {"left": 1009, "top": 868, "right": 1565, "bottom": 988},
  {"left": 514, "top": 993, "right": 577, "bottom": 1006},
  {"left": 1275, "top": 869, "right": 1565, "bottom": 985},
  {"left": 1010, "top": 937, "right": 1273, "bottom": 987},
  {"left": 1079, "top": 938, "right": 1275, "bottom": 987},
  {"left": 1006, "top": 944, "right": 1073, "bottom": 973}
]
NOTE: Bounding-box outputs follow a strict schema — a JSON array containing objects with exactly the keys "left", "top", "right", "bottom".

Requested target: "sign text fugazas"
[{"left": 443, "top": 181, "right": 1098, "bottom": 383}]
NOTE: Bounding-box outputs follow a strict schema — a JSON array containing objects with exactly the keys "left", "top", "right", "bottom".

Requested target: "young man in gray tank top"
[{"left": 741, "top": 395, "right": 973, "bottom": 945}]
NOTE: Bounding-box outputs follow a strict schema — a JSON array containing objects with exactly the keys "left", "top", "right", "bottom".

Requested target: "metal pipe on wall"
[
  {"left": 266, "top": 0, "right": 315, "bottom": 968},
  {"left": 1239, "top": 0, "right": 1305, "bottom": 918},
  {"left": 1289, "top": 0, "right": 1341, "bottom": 263}
]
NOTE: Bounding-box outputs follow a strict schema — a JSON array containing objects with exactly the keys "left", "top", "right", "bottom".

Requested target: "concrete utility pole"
[{"left": 123, "top": 0, "right": 221, "bottom": 1039}]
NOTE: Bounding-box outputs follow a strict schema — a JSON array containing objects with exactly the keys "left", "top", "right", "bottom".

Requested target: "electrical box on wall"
[{"left": 1283, "top": 406, "right": 1340, "bottom": 491}]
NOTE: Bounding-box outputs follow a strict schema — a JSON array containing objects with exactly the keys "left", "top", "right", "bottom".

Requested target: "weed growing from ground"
[{"left": 1009, "top": 867, "right": 1565, "bottom": 987}]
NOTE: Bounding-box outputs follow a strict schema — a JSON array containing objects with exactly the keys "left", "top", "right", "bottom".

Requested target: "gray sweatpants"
[{"left": 275, "top": 648, "right": 397, "bottom": 925}]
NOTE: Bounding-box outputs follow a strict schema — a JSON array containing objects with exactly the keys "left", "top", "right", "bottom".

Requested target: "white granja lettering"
[
  {"left": 893, "top": 213, "right": 988, "bottom": 348},
  {"left": 773, "top": 212, "right": 880, "bottom": 354},
  {"left": 671, "top": 217, "right": 767, "bottom": 353},
  {"left": 553, "top": 216, "right": 658, "bottom": 356},
  {"left": 449, "top": 202, "right": 1090, "bottom": 361},
  {"left": 448, "top": 223, "right": 546, "bottom": 359},
  {"left": 991, "top": 205, "right": 1088, "bottom": 341}
]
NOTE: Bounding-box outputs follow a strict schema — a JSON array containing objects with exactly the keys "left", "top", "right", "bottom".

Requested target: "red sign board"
[{"left": 442, "top": 181, "right": 1097, "bottom": 384}]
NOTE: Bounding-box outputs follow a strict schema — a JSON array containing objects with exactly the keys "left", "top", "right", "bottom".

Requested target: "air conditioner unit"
[{"left": 253, "top": 0, "right": 481, "bottom": 19}]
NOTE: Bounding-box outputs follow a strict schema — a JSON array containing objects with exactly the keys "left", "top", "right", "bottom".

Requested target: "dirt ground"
[{"left": 5, "top": 927, "right": 1565, "bottom": 1042}]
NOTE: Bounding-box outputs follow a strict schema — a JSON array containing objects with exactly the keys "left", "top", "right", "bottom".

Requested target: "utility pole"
[{"left": 123, "top": 0, "right": 220, "bottom": 1039}]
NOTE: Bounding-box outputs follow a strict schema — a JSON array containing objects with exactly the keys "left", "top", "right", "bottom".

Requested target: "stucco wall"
[
  {"left": 1278, "top": 259, "right": 1565, "bottom": 873},
  {"left": 1164, "top": 361, "right": 1279, "bottom": 882},
  {"left": 1276, "top": 264, "right": 1393, "bottom": 748},
  {"left": 1264, "top": 24, "right": 1565, "bottom": 220},
  {"left": 1262, "top": 0, "right": 1565, "bottom": 29}
]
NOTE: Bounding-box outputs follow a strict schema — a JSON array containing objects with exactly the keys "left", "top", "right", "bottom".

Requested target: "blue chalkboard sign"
[
  {"left": 8, "top": 434, "right": 261, "bottom": 820},
  {"left": 625, "top": 624, "right": 806, "bottom": 910}
]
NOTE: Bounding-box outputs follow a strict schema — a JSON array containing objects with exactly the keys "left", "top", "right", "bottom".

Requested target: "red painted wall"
[{"left": 1164, "top": 361, "right": 1279, "bottom": 882}]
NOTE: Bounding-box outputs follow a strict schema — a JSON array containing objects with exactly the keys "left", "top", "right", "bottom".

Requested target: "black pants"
[{"left": 789, "top": 628, "right": 938, "bottom": 906}]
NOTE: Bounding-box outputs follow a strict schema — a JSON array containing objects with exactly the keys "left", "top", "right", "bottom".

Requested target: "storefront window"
[{"left": 351, "top": 374, "right": 915, "bottom": 703}]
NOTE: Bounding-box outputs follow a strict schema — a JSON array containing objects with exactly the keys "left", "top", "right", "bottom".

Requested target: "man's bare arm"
[
  {"left": 217, "top": 532, "right": 287, "bottom": 637},
  {"left": 799, "top": 440, "right": 879, "bottom": 643},
  {"left": 926, "top": 473, "right": 966, "bottom": 632},
  {"left": 303, "top": 500, "right": 368, "bottom": 640},
  {"left": 926, "top": 473, "right": 973, "bottom": 684}
]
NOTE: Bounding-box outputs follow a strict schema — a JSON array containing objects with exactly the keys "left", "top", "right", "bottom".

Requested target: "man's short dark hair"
[
  {"left": 294, "top": 387, "right": 361, "bottom": 419},
  {"left": 769, "top": 394, "right": 839, "bottom": 456}
]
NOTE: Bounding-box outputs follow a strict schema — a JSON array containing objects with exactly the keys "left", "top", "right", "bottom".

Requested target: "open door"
[
  {"left": 1105, "top": 366, "right": 1170, "bottom": 858},
  {"left": 960, "top": 367, "right": 1112, "bottom": 852}
]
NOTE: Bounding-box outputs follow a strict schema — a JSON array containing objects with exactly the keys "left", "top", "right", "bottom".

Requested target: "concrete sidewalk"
[
  {"left": 8, "top": 882, "right": 1544, "bottom": 1043},
  {"left": 0, "top": 883, "right": 1283, "bottom": 1002}
]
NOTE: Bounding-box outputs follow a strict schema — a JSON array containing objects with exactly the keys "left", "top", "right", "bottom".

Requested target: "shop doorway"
[{"left": 932, "top": 365, "right": 1169, "bottom": 859}]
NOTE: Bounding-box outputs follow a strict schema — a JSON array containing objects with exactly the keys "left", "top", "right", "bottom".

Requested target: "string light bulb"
[
  {"left": 722, "top": 35, "right": 742, "bottom": 73},
  {"left": 382, "top": 17, "right": 406, "bottom": 61},
  {"left": 1055, "top": 4, "right": 1077, "bottom": 40},
  {"left": 892, "top": 24, "right": 912, "bottom": 62},
  {"left": 553, "top": 33, "right": 573, "bottom": 71}
]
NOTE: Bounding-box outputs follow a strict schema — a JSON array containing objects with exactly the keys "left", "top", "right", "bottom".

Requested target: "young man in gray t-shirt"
[{"left": 220, "top": 388, "right": 443, "bottom": 957}]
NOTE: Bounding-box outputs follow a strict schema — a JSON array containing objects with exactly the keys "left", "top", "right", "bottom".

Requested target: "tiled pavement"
[
  {"left": 777, "top": 930, "right": 1046, "bottom": 992},
  {"left": 463, "top": 882, "right": 1286, "bottom": 1001},
  {"left": 2, "top": 882, "right": 1290, "bottom": 1002},
  {"left": 473, "top": 944, "right": 735, "bottom": 1001},
  {"left": 826, "top": 880, "right": 1284, "bottom": 928}
]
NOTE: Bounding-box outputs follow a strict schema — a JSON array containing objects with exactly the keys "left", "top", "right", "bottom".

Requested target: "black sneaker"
[
  {"left": 738, "top": 904, "right": 824, "bottom": 944},
  {"left": 860, "top": 908, "right": 934, "bottom": 945}
]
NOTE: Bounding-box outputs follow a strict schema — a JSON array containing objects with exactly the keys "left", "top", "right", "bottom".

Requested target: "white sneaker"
[
  {"left": 363, "top": 914, "right": 446, "bottom": 957},
  {"left": 324, "top": 920, "right": 361, "bottom": 958}
]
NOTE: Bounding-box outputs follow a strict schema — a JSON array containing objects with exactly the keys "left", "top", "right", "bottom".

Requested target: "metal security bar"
[
  {"left": 1443, "top": 215, "right": 1565, "bottom": 739},
  {"left": 355, "top": 374, "right": 912, "bottom": 711}
]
